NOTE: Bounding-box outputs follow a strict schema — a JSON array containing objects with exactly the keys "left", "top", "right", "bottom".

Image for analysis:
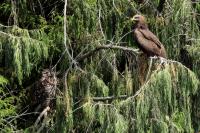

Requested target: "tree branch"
[
  {"left": 76, "top": 44, "right": 140, "bottom": 62},
  {"left": 93, "top": 95, "right": 128, "bottom": 101},
  {"left": 34, "top": 106, "right": 50, "bottom": 128},
  {"left": 75, "top": 95, "right": 128, "bottom": 101}
]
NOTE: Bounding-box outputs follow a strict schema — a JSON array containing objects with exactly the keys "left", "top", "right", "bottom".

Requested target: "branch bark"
[
  {"left": 34, "top": 106, "right": 50, "bottom": 127},
  {"left": 76, "top": 44, "right": 140, "bottom": 62},
  {"left": 92, "top": 95, "right": 128, "bottom": 101},
  {"left": 75, "top": 95, "right": 128, "bottom": 101}
]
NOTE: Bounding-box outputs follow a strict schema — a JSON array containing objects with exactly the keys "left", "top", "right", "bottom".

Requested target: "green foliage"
[
  {"left": 67, "top": 60, "right": 199, "bottom": 132},
  {"left": 0, "top": 2, "right": 11, "bottom": 16},
  {"left": 134, "top": 61, "right": 198, "bottom": 133},
  {"left": 147, "top": 0, "right": 199, "bottom": 61},
  {"left": 70, "top": 72, "right": 109, "bottom": 98},
  {"left": 0, "top": 25, "right": 49, "bottom": 84},
  {"left": 20, "top": 0, "right": 200, "bottom": 132},
  {"left": 1, "top": 0, "right": 200, "bottom": 132},
  {"left": 0, "top": 76, "right": 17, "bottom": 132}
]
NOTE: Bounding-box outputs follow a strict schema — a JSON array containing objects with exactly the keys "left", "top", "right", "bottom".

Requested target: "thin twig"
[
  {"left": 0, "top": 23, "right": 13, "bottom": 28},
  {"left": 75, "top": 95, "right": 128, "bottom": 101},
  {"left": 34, "top": 106, "right": 50, "bottom": 127},
  {"left": 64, "top": 0, "right": 77, "bottom": 66},
  {"left": 37, "top": 0, "right": 45, "bottom": 17},
  {"left": 93, "top": 95, "right": 128, "bottom": 101},
  {"left": 98, "top": 7, "right": 106, "bottom": 40},
  {"left": 117, "top": 30, "right": 134, "bottom": 43},
  {"left": 11, "top": 0, "right": 18, "bottom": 25}
]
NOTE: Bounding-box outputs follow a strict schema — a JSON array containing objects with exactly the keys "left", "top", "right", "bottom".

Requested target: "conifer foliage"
[{"left": 0, "top": 0, "right": 200, "bottom": 132}]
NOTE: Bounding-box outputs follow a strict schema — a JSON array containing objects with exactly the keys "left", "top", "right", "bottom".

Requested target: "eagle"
[{"left": 131, "top": 14, "right": 167, "bottom": 58}]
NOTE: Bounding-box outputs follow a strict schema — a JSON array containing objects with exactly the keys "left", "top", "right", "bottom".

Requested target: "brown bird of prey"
[{"left": 131, "top": 14, "right": 167, "bottom": 58}]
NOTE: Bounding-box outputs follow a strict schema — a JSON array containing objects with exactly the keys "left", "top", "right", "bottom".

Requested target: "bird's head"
[{"left": 131, "top": 14, "right": 146, "bottom": 24}]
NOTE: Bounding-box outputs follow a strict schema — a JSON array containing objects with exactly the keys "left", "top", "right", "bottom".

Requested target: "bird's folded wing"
[
  {"left": 139, "top": 29, "right": 162, "bottom": 49},
  {"left": 134, "top": 29, "right": 162, "bottom": 56}
]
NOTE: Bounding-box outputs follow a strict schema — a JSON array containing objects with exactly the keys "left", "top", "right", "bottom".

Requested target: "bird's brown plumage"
[{"left": 131, "top": 15, "right": 167, "bottom": 58}]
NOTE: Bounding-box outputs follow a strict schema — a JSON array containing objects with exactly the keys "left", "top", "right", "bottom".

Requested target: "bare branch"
[
  {"left": 34, "top": 106, "right": 50, "bottom": 128},
  {"left": 75, "top": 95, "right": 127, "bottom": 102},
  {"left": 98, "top": 7, "right": 106, "bottom": 40},
  {"left": 64, "top": 0, "right": 77, "bottom": 65},
  {"left": 76, "top": 44, "right": 140, "bottom": 61},
  {"left": 10, "top": 0, "right": 18, "bottom": 26},
  {"left": 92, "top": 95, "right": 128, "bottom": 101}
]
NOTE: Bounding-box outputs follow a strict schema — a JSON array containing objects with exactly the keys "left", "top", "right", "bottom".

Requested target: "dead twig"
[{"left": 34, "top": 106, "right": 50, "bottom": 128}]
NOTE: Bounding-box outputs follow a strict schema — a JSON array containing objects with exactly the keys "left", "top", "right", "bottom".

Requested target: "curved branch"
[
  {"left": 76, "top": 44, "right": 141, "bottom": 62},
  {"left": 34, "top": 106, "right": 50, "bottom": 127}
]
